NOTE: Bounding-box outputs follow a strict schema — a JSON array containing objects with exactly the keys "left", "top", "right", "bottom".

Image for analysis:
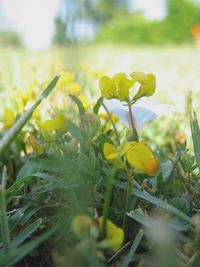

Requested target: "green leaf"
[
  {"left": 10, "top": 219, "right": 42, "bottom": 248},
  {"left": 0, "top": 76, "right": 59, "bottom": 154},
  {"left": 0, "top": 225, "right": 58, "bottom": 267},
  {"left": 114, "top": 180, "right": 194, "bottom": 226},
  {"left": 69, "top": 94, "right": 85, "bottom": 116},
  {"left": 190, "top": 111, "right": 200, "bottom": 172},
  {"left": 93, "top": 97, "right": 103, "bottom": 114},
  {"left": 40, "top": 76, "right": 60, "bottom": 99},
  {"left": 127, "top": 210, "right": 190, "bottom": 232},
  {"left": 121, "top": 229, "right": 143, "bottom": 267}
]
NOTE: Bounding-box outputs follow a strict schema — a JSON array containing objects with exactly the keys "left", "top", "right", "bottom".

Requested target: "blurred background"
[{"left": 0, "top": 0, "right": 200, "bottom": 113}]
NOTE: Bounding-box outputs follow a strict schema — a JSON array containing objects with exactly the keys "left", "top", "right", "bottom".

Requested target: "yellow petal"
[
  {"left": 99, "top": 76, "right": 116, "bottom": 99},
  {"left": 126, "top": 142, "right": 153, "bottom": 172},
  {"left": 3, "top": 108, "right": 15, "bottom": 128},
  {"left": 103, "top": 143, "right": 118, "bottom": 163},
  {"left": 72, "top": 215, "right": 93, "bottom": 240},
  {"left": 130, "top": 72, "right": 156, "bottom": 100},
  {"left": 36, "top": 120, "right": 54, "bottom": 142},
  {"left": 28, "top": 134, "right": 46, "bottom": 155},
  {"left": 144, "top": 157, "right": 159, "bottom": 176},
  {"left": 98, "top": 217, "right": 124, "bottom": 252},
  {"left": 113, "top": 73, "right": 135, "bottom": 101}
]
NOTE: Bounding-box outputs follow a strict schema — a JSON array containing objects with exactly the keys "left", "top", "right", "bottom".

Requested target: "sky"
[
  {"left": 0, "top": 0, "right": 60, "bottom": 50},
  {"left": 0, "top": 0, "right": 167, "bottom": 50}
]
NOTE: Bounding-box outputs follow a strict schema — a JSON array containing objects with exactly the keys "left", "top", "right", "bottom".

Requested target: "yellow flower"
[
  {"left": 3, "top": 107, "right": 16, "bottom": 128},
  {"left": 98, "top": 217, "right": 124, "bottom": 252},
  {"left": 99, "top": 73, "right": 135, "bottom": 101},
  {"left": 58, "top": 71, "right": 75, "bottom": 87},
  {"left": 130, "top": 72, "right": 156, "bottom": 101},
  {"left": 36, "top": 114, "right": 68, "bottom": 142},
  {"left": 67, "top": 82, "right": 81, "bottom": 96},
  {"left": 103, "top": 143, "right": 118, "bottom": 164},
  {"left": 126, "top": 141, "right": 159, "bottom": 176},
  {"left": 72, "top": 215, "right": 93, "bottom": 240},
  {"left": 78, "top": 94, "right": 89, "bottom": 109},
  {"left": 28, "top": 134, "right": 47, "bottom": 155}
]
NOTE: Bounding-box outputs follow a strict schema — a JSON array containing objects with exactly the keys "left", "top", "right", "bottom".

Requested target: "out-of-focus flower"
[
  {"left": 99, "top": 73, "right": 135, "bottom": 101},
  {"left": 67, "top": 82, "right": 81, "bottom": 96},
  {"left": 192, "top": 24, "right": 200, "bottom": 37},
  {"left": 130, "top": 72, "right": 156, "bottom": 101},
  {"left": 126, "top": 141, "right": 159, "bottom": 176},
  {"left": 98, "top": 217, "right": 124, "bottom": 252},
  {"left": 175, "top": 131, "right": 186, "bottom": 144},
  {"left": 103, "top": 98, "right": 170, "bottom": 130},
  {"left": 103, "top": 143, "right": 118, "bottom": 164},
  {"left": 36, "top": 114, "right": 68, "bottom": 142},
  {"left": 28, "top": 134, "right": 47, "bottom": 155},
  {"left": 78, "top": 94, "right": 89, "bottom": 109},
  {"left": 3, "top": 107, "right": 16, "bottom": 128},
  {"left": 58, "top": 71, "right": 75, "bottom": 87},
  {"left": 72, "top": 215, "right": 93, "bottom": 240}
]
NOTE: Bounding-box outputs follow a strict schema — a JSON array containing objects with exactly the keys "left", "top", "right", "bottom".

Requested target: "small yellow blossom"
[
  {"left": 58, "top": 71, "right": 75, "bottom": 87},
  {"left": 36, "top": 114, "right": 68, "bottom": 142},
  {"left": 126, "top": 141, "right": 159, "bottom": 176},
  {"left": 72, "top": 215, "right": 93, "bottom": 240},
  {"left": 99, "top": 73, "right": 135, "bottom": 101},
  {"left": 28, "top": 134, "right": 46, "bottom": 155},
  {"left": 98, "top": 217, "right": 124, "bottom": 252},
  {"left": 3, "top": 107, "right": 16, "bottom": 128},
  {"left": 103, "top": 143, "right": 119, "bottom": 164},
  {"left": 67, "top": 82, "right": 81, "bottom": 96},
  {"left": 130, "top": 72, "right": 156, "bottom": 101},
  {"left": 78, "top": 94, "right": 89, "bottom": 109}
]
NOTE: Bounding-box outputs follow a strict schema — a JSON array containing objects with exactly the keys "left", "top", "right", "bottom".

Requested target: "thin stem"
[
  {"left": 0, "top": 166, "right": 10, "bottom": 253},
  {"left": 101, "top": 164, "right": 117, "bottom": 237},
  {"left": 102, "top": 103, "right": 120, "bottom": 146},
  {"left": 122, "top": 171, "right": 134, "bottom": 231},
  {"left": 128, "top": 102, "right": 139, "bottom": 142}
]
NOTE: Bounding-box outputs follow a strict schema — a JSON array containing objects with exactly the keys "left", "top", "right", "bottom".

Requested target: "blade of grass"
[
  {"left": 0, "top": 225, "right": 58, "bottom": 267},
  {"left": 0, "top": 76, "right": 59, "bottom": 154},
  {"left": 120, "top": 229, "right": 143, "bottom": 267},
  {"left": 114, "top": 180, "right": 194, "bottom": 226},
  {"left": 190, "top": 111, "right": 200, "bottom": 172}
]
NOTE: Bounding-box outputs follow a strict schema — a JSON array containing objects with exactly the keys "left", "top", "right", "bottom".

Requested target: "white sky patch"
[
  {"left": 0, "top": 0, "right": 60, "bottom": 50},
  {"left": 133, "top": 0, "right": 166, "bottom": 20}
]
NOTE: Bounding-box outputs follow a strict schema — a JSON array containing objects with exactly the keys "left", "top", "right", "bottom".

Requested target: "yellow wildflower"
[
  {"left": 28, "top": 134, "right": 46, "bottom": 155},
  {"left": 130, "top": 72, "right": 156, "bottom": 101},
  {"left": 58, "top": 71, "right": 75, "bottom": 87},
  {"left": 98, "top": 217, "right": 124, "bottom": 252},
  {"left": 72, "top": 215, "right": 93, "bottom": 240},
  {"left": 99, "top": 73, "right": 135, "bottom": 101},
  {"left": 103, "top": 143, "right": 118, "bottom": 164},
  {"left": 36, "top": 114, "right": 68, "bottom": 142},
  {"left": 126, "top": 141, "right": 159, "bottom": 176},
  {"left": 67, "top": 82, "right": 81, "bottom": 96},
  {"left": 3, "top": 107, "right": 16, "bottom": 128}
]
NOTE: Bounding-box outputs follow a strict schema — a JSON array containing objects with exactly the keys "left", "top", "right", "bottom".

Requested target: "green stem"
[
  {"left": 128, "top": 102, "right": 139, "bottom": 142},
  {"left": 122, "top": 171, "right": 134, "bottom": 231},
  {"left": 0, "top": 166, "right": 10, "bottom": 253},
  {"left": 102, "top": 103, "right": 120, "bottom": 145},
  {"left": 101, "top": 164, "right": 117, "bottom": 237}
]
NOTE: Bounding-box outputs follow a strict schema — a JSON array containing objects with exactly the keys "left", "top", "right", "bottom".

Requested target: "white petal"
[{"left": 103, "top": 98, "right": 171, "bottom": 130}]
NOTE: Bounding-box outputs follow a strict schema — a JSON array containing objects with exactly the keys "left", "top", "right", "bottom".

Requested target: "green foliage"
[
  {"left": 0, "top": 30, "right": 23, "bottom": 48},
  {"left": 96, "top": 0, "right": 200, "bottom": 45}
]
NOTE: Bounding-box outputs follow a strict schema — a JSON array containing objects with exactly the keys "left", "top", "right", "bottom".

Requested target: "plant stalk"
[
  {"left": 102, "top": 103, "right": 120, "bottom": 145},
  {"left": 128, "top": 103, "right": 139, "bottom": 142},
  {"left": 0, "top": 166, "right": 11, "bottom": 253}
]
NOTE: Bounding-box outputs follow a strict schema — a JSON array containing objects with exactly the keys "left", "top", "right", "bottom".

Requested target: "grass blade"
[
  {"left": 120, "top": 229, "right": 143, "bottom": 267},
  {"left": 190, "top": 111, "right": 200, "bottom": 172},
  {"left": 0, "top": 76, "right": 59, "bottom": 154}
]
